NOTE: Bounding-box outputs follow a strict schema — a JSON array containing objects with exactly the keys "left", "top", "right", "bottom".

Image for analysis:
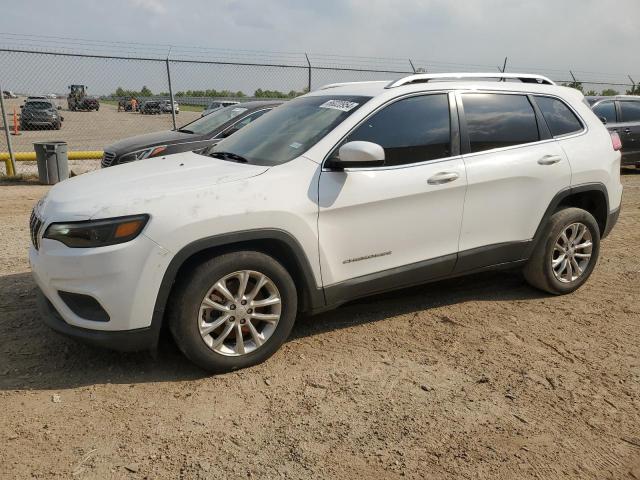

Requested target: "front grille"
[
  {"left": 101, "top": 151, "right": 116, "bottom": 168},
  {"left": 29, "top": 208, "right": 44, "bottom": 250}
]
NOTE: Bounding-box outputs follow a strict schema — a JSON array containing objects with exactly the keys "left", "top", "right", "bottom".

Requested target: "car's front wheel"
[
  {"left": 524, "top": 207, "right": 600, "bottom": 295},
  {"left": 168, "top": 251, "right": 298, "bottom": 373}
]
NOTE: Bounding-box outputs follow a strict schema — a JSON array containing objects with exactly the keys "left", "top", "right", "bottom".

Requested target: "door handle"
[
  {"left": 537, "top": 155, "right": 562, "bottom": 165},
  {"left": 427, "top": 172, "right": 459, "bottom": 185}
]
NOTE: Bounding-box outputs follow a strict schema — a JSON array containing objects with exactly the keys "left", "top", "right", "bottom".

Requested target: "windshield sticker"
[
  {"left": 319, "top": 100, "right": 359, "bottom": 112},
  {"left": 289, "top": 142, "right": 303, "bottom": 149}
]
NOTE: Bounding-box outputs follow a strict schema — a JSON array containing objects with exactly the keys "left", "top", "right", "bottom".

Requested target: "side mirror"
[
  {"left": 327, "top": 141, "right": 385, "bottom": 169},
  {"left": 599, "top": 116, "right": 607, "bottom": 124}
]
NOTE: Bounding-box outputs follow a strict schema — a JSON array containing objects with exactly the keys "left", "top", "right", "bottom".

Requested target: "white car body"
[{"left": 29, "top": 73, "right": 622, "bottom": 352}]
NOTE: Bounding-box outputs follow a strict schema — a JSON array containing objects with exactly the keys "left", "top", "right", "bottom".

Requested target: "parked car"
[
  {"left": 101, "top": 101, "right": 281, "bottom": 167},
  {"left": 2, "top": 90, "right": 17, "bottom": 99},
  {"left": 20, "top": 99, "right": 62, "bottom": 130},
  {"left": 140, "top": 100, "right": 162, "bottom": 115},
  {"left": 201, "top": 100, "right": 239, "bottom": 117},
  {"left": 30, "top": 73, "right": 622, "bottom": 373},
  {"left": 161, "top": 100, "right": 179, "bottom": 114},
  {"left": 586, "top": 95, "right": 640, "bottom": 167}
]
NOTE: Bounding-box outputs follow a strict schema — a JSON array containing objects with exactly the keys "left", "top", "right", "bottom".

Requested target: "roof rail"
[
  {"left": 318, "top": 80, "right": 388, "bottom": 90},
  {"left": 385, "top": 73, "right": 555, "bottom": 88}
]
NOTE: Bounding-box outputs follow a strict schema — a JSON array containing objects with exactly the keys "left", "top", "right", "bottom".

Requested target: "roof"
[
  {"left": 308, "top": 73, "right": 582, "bottom": 102},
  {"left": 585, "top": 95, "right": 640, "bottom": 104}
]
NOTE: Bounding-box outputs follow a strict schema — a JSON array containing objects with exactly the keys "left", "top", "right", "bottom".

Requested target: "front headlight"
[
  {"left": 120, "top": 146, "right": 167, "bottom": 163},
  {"left": 44, "top": 215, "right": 149, "bottom": 248}
]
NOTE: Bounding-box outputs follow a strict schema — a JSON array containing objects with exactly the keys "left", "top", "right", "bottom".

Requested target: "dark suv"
[
  {"left": 587, "top": 95, "right": 640, "bottom": 166},
  {"left": 20, "top": 100, "right": 62, "bottom": 130}
]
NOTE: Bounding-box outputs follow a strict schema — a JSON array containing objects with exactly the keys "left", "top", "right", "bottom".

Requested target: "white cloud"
[{"left": 129, "top": 0, "right": 167, "bottom": 15}]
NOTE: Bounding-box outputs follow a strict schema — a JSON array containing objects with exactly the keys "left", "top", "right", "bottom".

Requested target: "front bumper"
[
  {"left": 30, "top": 232, "right": 171, "bottom": 335},
  {"left": 37, "top": 289, "right": 156, "bottom": 351}
]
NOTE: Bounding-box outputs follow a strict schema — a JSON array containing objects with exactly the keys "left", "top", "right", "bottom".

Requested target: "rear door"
[
  {"left": 456, "top": 92, "right": 571, "bottom": 269},
  {"left": 618, "top": 100, "right": 640, "bottom": 162}
]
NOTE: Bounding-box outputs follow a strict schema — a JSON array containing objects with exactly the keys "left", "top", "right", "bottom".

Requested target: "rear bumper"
[
  {"left": 37, "top": 289, "right": 156, "bottom": 351},
  {"left": 602, "top": 206, "right": 620, "bottom": 239}
]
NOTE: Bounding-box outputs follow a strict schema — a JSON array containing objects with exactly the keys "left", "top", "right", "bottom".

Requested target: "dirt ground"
[{"left": 0, "top": 172, "right": 639, "bottom": 479}]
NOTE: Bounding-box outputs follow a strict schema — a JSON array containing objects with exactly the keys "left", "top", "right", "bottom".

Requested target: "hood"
[
  {"left": 40, "top": 151, "right": 269, "bottom": 220},
  {"left": 105, "top": 130, "right": 199, "bottom": 155}
]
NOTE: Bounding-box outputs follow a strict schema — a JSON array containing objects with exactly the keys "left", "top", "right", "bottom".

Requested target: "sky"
[{"left": 0, "top": 0, "right": 638, "bottom": 95}]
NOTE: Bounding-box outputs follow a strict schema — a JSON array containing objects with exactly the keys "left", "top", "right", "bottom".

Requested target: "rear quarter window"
[{"left": 535, "top": 96, "right": 583, "bottom": 137}]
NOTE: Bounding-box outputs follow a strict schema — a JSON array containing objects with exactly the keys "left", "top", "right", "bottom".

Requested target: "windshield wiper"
[
  {"left": 177, "top": 128, "right": 194, "bottom": 134},
  {"left": 209, "top": 151, "right": 248, "bottom": 163}
]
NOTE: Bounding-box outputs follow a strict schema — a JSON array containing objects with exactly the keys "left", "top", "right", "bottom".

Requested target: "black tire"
[
  {"left": 523, "top": 207, "right": 600, "bottom": 295},
  {"left": 54, "top": 121, "right": 61, "bottom": 130},
  {"left": 167, "top": 251, "right": 298, "bottom": 373}
]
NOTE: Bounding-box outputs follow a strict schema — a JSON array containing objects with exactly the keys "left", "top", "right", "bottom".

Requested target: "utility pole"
[{"left": 0, "top": 82, "right": 16, "bottom": 176}]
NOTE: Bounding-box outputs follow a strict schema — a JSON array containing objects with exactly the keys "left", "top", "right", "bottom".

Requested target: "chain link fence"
[{"left": 1, "top": 47, "right": 638, "bottom": 176}]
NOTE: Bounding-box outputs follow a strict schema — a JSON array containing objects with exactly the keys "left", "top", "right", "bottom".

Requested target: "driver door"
[{"left": 318, "top": 93, "right": 467, "bottom": 304}]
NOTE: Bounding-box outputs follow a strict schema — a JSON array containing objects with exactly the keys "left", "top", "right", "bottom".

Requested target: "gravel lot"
[
  {"left": 1, "top": 98, "right": 201, "bottom": 175},
  {"left": 0, "top": 172, "right": 639, "bottom": 479}
]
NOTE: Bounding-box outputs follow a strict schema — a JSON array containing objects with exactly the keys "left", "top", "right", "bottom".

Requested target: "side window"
[
  {"left": 620, "top": 101, "right": 640, "bottom": 122},
  {"left": 535, "top": 96, "right": 583, "bottom": 136},
  {"left": 592, "top": 101, "right": 617, "bottom": 123},
  {"left": 237, "top": 109, "right": 268, "bottom": 127},
  {"left": 342, "top": 94, "right": 451, "bottom": 166},
  {"left": 223, "top": 110, "right": 268, "bottom": 137},
  {"left": 463, "top": 93, "right": 539, "bottom": 153}
]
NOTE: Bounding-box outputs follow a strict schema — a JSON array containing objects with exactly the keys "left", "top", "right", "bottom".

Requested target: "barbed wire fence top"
[{"left": 1, "top": 33, "right": 638, "bottom": 176}]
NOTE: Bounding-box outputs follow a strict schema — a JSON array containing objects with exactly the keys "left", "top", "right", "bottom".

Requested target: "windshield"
[
  {"left": 24, "top": 102, "right": 53, "bottom": 109},
  {"left": 179, "top": 105, "right": 248, "bottom": 134},
  {"left": 205, "top": 95, "right": 371, "bottom": 166}
]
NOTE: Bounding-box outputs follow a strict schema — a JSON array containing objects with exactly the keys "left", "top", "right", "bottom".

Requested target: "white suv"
[{"left": 30, "top": 73, "right": 623, "bottom": 372}]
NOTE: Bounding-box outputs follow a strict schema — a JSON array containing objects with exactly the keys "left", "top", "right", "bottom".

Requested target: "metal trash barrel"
[{"left": 34, "top": 141, "right": 69, "bottom": 185}]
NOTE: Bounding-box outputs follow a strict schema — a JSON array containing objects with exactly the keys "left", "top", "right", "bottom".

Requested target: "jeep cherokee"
[{"left": 30, "top": 73, "right": 622, "bottom": 372}]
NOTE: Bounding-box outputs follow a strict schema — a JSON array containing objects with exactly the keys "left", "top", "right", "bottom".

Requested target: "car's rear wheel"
[
  {"left": 168, "top": 251, "right": 297, "bottom": 373},
  {"left": 523, "top": 207, "right": 600, "bottom": 295}
]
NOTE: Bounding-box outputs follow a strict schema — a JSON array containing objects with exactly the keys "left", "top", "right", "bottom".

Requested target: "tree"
[
  {"left": 140, "top": 85, "right": 152, "bottom": 97},
  {"left": 626, "top": 84, "right": 640, "bottom": 95},
  {"left": 600, "top": 89, "right": 619, "bottom": 96},
  {"left": 562, "top": 81, "right": 583, "bottom": 93}
]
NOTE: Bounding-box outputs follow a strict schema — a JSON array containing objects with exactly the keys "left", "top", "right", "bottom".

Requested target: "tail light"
[{"left": 611, "top": 131, "right": 622, "bottom": 151}]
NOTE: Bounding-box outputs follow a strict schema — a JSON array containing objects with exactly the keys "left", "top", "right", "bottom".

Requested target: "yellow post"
[{"left": 4, "top": 158, "right": 15, "bottom": 176}]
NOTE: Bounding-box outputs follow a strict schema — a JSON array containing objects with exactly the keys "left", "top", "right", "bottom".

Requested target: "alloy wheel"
[
  {"left": 197, "top": 270, "right": 282, "bottom": 356},
  {"left": 551, "top": 222, "right": 593, "bottom": 283}
]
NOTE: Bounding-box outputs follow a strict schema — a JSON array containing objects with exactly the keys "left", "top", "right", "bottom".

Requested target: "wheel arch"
[
  {"left": 528, "top": 183, "right": 610, "bottom": 259},
  {"left": 148, "top": 229, "right": 324, "bottom": 347}
]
